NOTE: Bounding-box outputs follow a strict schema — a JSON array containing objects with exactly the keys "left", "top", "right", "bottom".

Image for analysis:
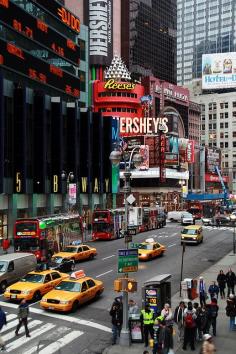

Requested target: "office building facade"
[{"left": 177, "top": 0, "right": 236, "bottom": 85}]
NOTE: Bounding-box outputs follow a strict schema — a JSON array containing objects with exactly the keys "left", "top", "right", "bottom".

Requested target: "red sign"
[
  {"left": 205, "top": 174, "right": 229, "bottom": 183},
  {"left": 186, "top": 140, "right": 195, "bottom": 163}
]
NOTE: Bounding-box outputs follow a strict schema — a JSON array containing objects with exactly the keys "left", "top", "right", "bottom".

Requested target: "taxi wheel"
[
  {"left": 0, "top": 281, "right": 7, "bottom": 293},
  {"left": 71, "top": 300, "right": 79, "bottom": 313},
  {"left": 33, "top": 291, "right": 41, "bottom": 302},
  {"left": 95, "top": 291, "right": 101, "bottom": 300},
  {"left": 89, "top": 254, "right": 94, "bottom": 260}
]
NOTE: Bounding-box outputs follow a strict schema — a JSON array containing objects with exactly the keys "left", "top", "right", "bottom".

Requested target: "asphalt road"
[{"left": 0, "top": 222, "right": 234, "bottom": 353}]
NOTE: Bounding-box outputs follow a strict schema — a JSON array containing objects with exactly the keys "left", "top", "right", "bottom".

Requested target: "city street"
[{"left": 0, "top": 222, "right": 234, "bottom": 353}]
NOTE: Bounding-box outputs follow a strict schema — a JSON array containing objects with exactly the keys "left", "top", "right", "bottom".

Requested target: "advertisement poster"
[
  {"left": 145, "top": 288, "right": 158, "bottom": 313},
  {"left": 68, "top": 183, "right": 77, "bottom": 205},
  {"left": 139, "top": 145, "right": 149, "bottom": 170},
  {"left": 202, "top": 53, "right": 236, "bottom": 89},
  {"left": 130, "top": 321, "right": 143, "bottom": 342},
  {"left": 205, "top": 147, "right": 221, "bottom": 173},
  {"left": 186, "top": 140, "right": 195, "bottom": 163}
]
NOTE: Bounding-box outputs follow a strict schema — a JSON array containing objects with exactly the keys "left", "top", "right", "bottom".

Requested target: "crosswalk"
[
  {"left": 0, "top": 312, "right": 83, "bottom": 353},
  {"left": 202, "top": 225, "right": 233, "bottom": 232}
]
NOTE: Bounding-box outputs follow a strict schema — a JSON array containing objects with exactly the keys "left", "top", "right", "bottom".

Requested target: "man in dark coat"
[
  {"left": 109, "top": 298, "right": 123, "bottom": 345},
  {"left": 0, "top": 306, "right": 6, "bottom": 350},
  {"left": 225, "top": 268, "right": 236, "bottom": 296},
  {"left": 217, "top": 270, "right": 226, "bottom": 299}
]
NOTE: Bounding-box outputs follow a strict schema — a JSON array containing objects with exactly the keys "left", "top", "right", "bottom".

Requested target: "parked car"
[
  {"left": 201, "top": 217, "right": 212, "bottom": 226},
  {"left": 202, "top": 215, "right": 231, "bottom": 226},
  {"left": 181, "top": 212, "right": 195, "bottom": 225},
  {"left": 167, "top": 211, "right": 186, "bottom": 222}
]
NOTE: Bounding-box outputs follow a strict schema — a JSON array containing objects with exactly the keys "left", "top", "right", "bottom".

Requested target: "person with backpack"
[
  {"left": 208, "top": 282, "right": 219, "bottom": 300},
  {"left": 183, "top": 301, "right": 197, "bottom": 351},
  {"left": 0, "top": 306, "right": 7, "bottom": 351},
  {"left": 206, "top": 298, "right": 219, "bottom": 336}
]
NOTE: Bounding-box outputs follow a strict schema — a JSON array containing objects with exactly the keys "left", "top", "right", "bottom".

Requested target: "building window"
[
  {"left": 220, "top": 113, "right": 224, "bottom": 119},
  {"left": 220, "top": 132, "right": 224, "bottom": 138},
  {"left": 233, "top": 132, "right": 236, "bottom": 138},
  {"left": 233, "top": 102, "right": 236, "bottom": 108},
  {"left": 225, "top": 123, "right": 228, "bottom": 128},
  {"left": 225, "top": 112, "right": 228, "bottom": 119},
  {"left": 213, "top": 123, "right": 216, "bottom": 129},
  {"left": 233, "top": 142, "right": 236, "bottom": 147},
  {"left": 220, "top": 123, "right": 224, "bottom": 128},
  {"left": 225, "top": 142, "right": 228, "bottom": 148},
  {"left": 220, "top": 142, "right": 224, "bottom": 148},
  {"left": 209, "top": 114, "right": 212, "bottom": 120},
  {"left": 233, "top": 112, "right": 236, "bottom": 117},
  {"left": 0, "top": 214, "right": 8, "bottom": 240},
  {"left": 209, "top": 124, "right": 212, "bottom": 129},
  {"left": 225, "top": 102, "right": 228, "bottom": 109}
]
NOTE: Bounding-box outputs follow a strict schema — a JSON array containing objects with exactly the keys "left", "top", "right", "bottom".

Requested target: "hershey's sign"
[{"left": 120, "top": 117, "right": 169, "bottom": 135}]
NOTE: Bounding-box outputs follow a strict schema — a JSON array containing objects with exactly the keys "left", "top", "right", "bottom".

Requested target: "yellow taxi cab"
[
  {"left": 52, "top": 244, "right": 97, "bottom": 263},
  {"left": 181, "top": 225, "right": 203, "bottom": 245},
  {"left": 138, "top": 238, "right": 166, "bottom": 261},
  {"left": 4, "top": 270, "right": 69, "bottom": 302},
  {"left": 40, "top": 270, "right": 104, "bottom": 313}
]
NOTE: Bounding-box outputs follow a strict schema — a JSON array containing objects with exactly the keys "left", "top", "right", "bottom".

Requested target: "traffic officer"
[{"left": 140, "top": 304, "right": 154, "bottom": 347}]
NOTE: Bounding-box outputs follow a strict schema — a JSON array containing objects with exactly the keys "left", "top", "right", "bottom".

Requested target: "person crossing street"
[
  {"left": 15, "top": 299, "right": 30, "bottom": 338},
  {"left": 0, "top": 306, "right": 6, "bottom": 351}
]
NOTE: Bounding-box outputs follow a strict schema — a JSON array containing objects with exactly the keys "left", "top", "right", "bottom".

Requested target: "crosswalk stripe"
[
  {"left": 24, "top": 330, "right": 83, "bottom": 354},
  {"left": 2, "top": 317, "right": 35, "bottom": 333},
  {"left": 6, "top": 323, "right": 56, "bottom": 351},
  {"left": 38, "top": 330, "right": 83, "bottom": 354},
  {"left": 4, "top": 320, "right": 42, "bottom": 342}
]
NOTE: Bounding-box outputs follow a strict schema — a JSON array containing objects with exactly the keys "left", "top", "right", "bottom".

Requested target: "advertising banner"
[
  {"left": 139, "top": 145, "right": 149, "bottom": 170},
  {"left": 85, "top": 0, "right": 113, "bottom": 66},
  {"left": 159, "top": 133, "right": 166, "bottom": 182},
  {"left": 186, "top": 140, "right": 195, "bottom": 163},
  {"left": 165, "top": 152, "right": 179, "bottom": 166},
  {"left": 205, "top": 147, "right": 221, "bottom": 173},
  {"left": 202, "top": 52, "right": 236, "bottom": 89},
  {"left": 68, "top": 183, "right": 77, "bottom": 205}
]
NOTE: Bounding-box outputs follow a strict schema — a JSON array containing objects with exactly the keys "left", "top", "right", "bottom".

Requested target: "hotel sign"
[{"left": 120, "top": 117, "right": 169, "bottom": 135}]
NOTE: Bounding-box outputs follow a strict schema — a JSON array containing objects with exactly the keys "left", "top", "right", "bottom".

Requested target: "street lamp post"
[
  {"left": 110, "top": 145, "right": 142, "bottom": 347},
  {"left": 230, "top": 215, "right": 236, "bottom": 254}
]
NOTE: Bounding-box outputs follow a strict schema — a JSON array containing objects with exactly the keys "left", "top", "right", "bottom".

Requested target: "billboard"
[
  {"left": 84, "top": 0, "right": 113, "bottom": 66},
  {"left": 205, "top": 147, "right": 221, "bottom": 173},
  {"left": 202, "top": 52, "right": 236, "bottom": 89}
]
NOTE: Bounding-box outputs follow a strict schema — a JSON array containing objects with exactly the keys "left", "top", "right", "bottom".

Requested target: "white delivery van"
[
  {"left": 0, "top": 253, "right": 37, "bottom": 292},
  {"left": 167, "top": 211, "right": 186, "bottom": 222}
]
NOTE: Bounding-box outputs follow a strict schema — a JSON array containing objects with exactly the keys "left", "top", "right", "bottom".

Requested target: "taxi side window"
[
  {"left": 8, "top": 261, "right": 14, "bottom": 272},
  {"left": 82, "top": 246, "right": 89, "bottom": 251},
  {"left": 153, "top": 244, "right": 157, "bottom": 250},
  {"left": 87, "top": 279, "right": 96, "bottom": 288},
  {"left": 81, "top": 282, "right": 88, "bottom": 292},
  {"left": 156, "top": 243, "right": 160, "bottom": 248},
  {"left": 77, "top": 247, "right": 82, "bottom": 253},
  {"left": 44, "top": 274, "right": 52, "bottom": 283},
  {"left": 51, "top": 272, "right": 61, "bottom": 280}
]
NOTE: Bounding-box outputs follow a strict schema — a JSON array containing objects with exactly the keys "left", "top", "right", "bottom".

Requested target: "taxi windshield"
[
  {"left": 63, "top": 247, "right": 77, "bottom": 253},
  {"left": 21, "top": 274, "right": 44, "bottom": 283},
  {"left": 182, "top": 229, "right": 197, "bottom": 235},
  {"left": 52, "top": 257, "right": 63, "bottom": 264},
  {"left": 55, "top": 281, "right": 81, "bottom": 292},
  {"left": 138, "top": 244, "right": 153, "bottom": 250}
]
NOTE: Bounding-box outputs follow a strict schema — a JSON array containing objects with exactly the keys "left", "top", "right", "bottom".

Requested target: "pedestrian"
[
  {"left": 143, "top": 351, "right": 149, "bottom": 354},
  {"left": 152, "top": 316, "right": 163, "bottom": 354},
  {"left": 225, "top": 294, "right": 236, "bottom": 331},
  {"left": 199, "top": 276, "right": 207, "bottom": 307},
  {"left": 206, "top": 298, "right": 218, "bottom": 336},
  {"left": 195, "top": 304, "right": 208, "bottom": 340},
  {"left": 216, "top": 269, "right": 226, "bottom": 299},
  {"left": 15, "top": 299, "right": 30, "bottom": 337},
  {"left": 158, "top": 319, "right": 173, "bottom": 354},
  {"left": 193, "top": 302, "right": 202, "bottom": 341},
  {"left": 225, "top": 267, "right": 236, "bottom": 296},
  {"left": 109, "top": 298, "right": 123, "bottom": 345},
  {"left": 140, "top": 304, "right": 154, "bottom": 347},
  {"left": 161, "top": 303, "right": 174, "bottom": 331},
  {"left": 183, "top": 301, "right": 197, "bottom": 351},
  {"left": 174, "top": 301, "right": 186, "bottom": 342},
  {"left": 0, "top": 306, "right": 7, "bottom": 351},
  {"left": 208, "top": 281, "right": 219, "bottom": 300},
  {"left": 200, "top": 334, "right": 216, "bottom": 354}
]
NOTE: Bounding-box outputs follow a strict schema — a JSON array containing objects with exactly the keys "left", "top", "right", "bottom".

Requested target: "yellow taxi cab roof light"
[
  {"left": 145, "top": 238, "right": 155, "bottom": 243},
  {"left": 70, "top": 270, "right": 86, "bottom": 279}
]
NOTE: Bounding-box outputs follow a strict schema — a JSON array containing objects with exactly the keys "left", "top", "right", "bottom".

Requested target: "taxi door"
[
  {"left": 152, "top": 243, "right": 159, "bottom": 257},
  {"left": 76, "top": 247, "right": 83, "bottom": 261},
  {"left": 79, "top": 281, "right": 90, "bottom": 304},
  {"left": 81, "top": 246, "right": 90, "bottom": 260},
  {"left": 51, "top": 272, "right": 63, "bottom": 288}
]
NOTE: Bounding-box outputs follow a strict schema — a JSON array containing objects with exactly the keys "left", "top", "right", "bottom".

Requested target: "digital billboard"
[{"left": 202, "top": 52, "right": 236, "bottom": 89}]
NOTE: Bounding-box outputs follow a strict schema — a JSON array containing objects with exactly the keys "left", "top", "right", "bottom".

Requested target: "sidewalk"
[{"left": 103, "top": 251, "right": 236, "bottom": 354}]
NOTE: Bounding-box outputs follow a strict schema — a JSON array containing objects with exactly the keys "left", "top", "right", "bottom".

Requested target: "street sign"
[
  {"left": 127, "top": 227, "right": 137, "bottom": 236},
  {"left": 129, "top": 242, "right": 140, "bottom": 249},
  {"left": 118, "top": 249, "right": 139, "bottom": 273},
  {"left": 126, "top": 194, "right": 136, "bottom": 205}
]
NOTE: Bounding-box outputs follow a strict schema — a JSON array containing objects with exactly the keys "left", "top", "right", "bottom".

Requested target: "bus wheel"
[
  {"left": 33, "top": 291, "right": 41, "bottom": 302},
  {"left": 72, "top": 300, "right": 79, "bottom": 313},
  {"left": 0, "top": 281, "right": 7, "bottom": 293}
]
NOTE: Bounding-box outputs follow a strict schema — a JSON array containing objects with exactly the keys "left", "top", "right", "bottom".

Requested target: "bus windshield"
[
  {"left": 15, "top": 222, "right": 37, "bottom": 233},
  {"left": 14, "top": 238, "right": 40, "bottom": 251},
  {"left": 92, "top": 223, "right": 111, "bottom": 232},
  {"left": 93, "top": 212, "right": 109, "bottom": 220}
]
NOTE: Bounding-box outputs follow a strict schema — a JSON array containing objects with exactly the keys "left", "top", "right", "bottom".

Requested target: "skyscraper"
[
  {"left": 121, "top": 0, "right": 177, "bottom": 84},
  {"left": 177, "top": 0, "right": 236, "bottom": 86}
]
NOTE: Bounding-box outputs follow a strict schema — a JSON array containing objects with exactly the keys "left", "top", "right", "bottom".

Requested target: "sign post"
[{"left": 118, "top": 249, "right": 139, "bottom": 273}]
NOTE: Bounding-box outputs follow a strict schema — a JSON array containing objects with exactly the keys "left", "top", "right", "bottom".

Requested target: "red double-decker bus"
[
  {"left": 92, "top": 209, "right": 125, "bottom": 240},
  {"left": 14, "top": 213, "right": 83, "bottom": 261}
]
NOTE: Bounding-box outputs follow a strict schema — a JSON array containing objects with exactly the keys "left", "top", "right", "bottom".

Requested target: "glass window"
[
  {"left": 44, "top": 274, "right": 51, "bottom": 283},
  {"left": 87, "top": 279, "right": 96, "bottom": 288},
  {"left": 51, "top": 272, "right": 61, "bottom": 280}
]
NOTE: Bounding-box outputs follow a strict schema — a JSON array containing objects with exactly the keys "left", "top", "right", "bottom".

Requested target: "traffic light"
[
  {"left": 127, "top": 279, "right": 137, "bottom": 293},
  {"left": 114, "top": 279, "right": 122, "bottom": 292}
]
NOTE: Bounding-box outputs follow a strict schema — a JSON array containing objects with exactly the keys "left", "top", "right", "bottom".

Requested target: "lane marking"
[
  {"left": 96, "top": 270, "right": 113, "bottom": 278},
  {"left": 0, "top": 301, "right": 112, "bottom": 333},
  {"left": 168, "top": 243, "right": 176, "bottom": 248},
  {"left": 7, "top": 323, "right": 56, "bottom": 351},
  {"left": 102, "top": 255, "right": 115, "bottom": 260},
  {"left": 36, "top": 330, "right": 83, "bottom": 354},
  {"left": 4, "top": 319, "right": 42, "bottom": 342}
]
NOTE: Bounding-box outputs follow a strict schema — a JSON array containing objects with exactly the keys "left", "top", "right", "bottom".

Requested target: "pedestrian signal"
[
  {"left": 114, "top": 279, "right": 122, "bottom": 292},
  {"left": 127, "top": 279, "right": 137, "bottom": 293}
]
